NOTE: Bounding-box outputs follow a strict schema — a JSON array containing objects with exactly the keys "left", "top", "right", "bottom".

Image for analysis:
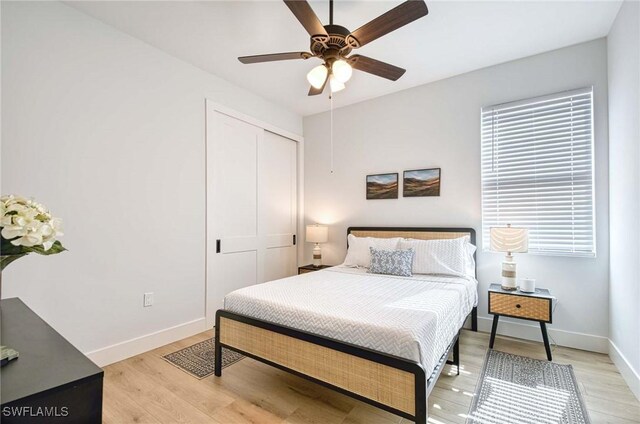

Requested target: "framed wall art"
[
  {"left": 403, "top": 168, "right": 441, "bottom": 197},
  {"left": 366, "top": 173, "right": 399, "bottom": 199}
]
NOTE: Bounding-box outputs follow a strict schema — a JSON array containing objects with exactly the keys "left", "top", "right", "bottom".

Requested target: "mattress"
[{"left": 223, "top": 266, "right": 478, "bottom": 375}]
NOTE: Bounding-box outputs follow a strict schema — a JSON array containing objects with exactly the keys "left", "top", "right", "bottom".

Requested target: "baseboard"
[
  {"left": 476, "top": 316, "right": 609, "bottom": 353},
  {"left": 86, "top": 317, "right": 208, "bottom": 367},
  {"left": 609, "top": 339, "right": 640, "bottom": 401}
]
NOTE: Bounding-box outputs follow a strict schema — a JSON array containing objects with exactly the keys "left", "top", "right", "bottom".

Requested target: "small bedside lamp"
[
  {"left": 490, "top": 224, "right": 528, "bottom": 291},
  {"left": 306, "top": 224, "right": 328, "bottom": 267}
]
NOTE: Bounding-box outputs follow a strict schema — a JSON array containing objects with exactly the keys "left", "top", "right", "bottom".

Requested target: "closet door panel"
[
  {"left": 264, "top": 248, "right": 296, "bottom": 282},
  {"left": 260, "top": 131, "right": 297, "bottom": 281},
  {"left": 214, "top": 116, "right": 258, "bottom": 237},
  {"left": 219, "top": 236, "right": 259, "bottom": 254},
  {"left": 208, "top": 111, "right": 262, "bottom": 311},
  {"left": 217, "top": 251, "right": 257, "bottom": 297},
  {"left": 206, "top": 106, "right": 298, "bottom": 323}
]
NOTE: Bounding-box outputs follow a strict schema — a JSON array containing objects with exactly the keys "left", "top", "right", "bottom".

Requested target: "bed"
[{"left": 215, "top": 227, "right": 478, "bottom": 424}]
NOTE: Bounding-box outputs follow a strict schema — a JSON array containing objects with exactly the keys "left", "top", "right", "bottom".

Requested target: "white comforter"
[{"left": 224, "top": 266, "right": 478, "bottom": 374}]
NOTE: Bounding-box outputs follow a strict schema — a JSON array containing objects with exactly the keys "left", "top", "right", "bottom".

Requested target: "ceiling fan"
[{"left": 238, "top": 0, "right": 429, "bottom": 96}]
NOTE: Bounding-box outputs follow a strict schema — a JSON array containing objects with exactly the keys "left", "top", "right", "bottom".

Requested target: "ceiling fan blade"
[
  {"left": 347, "top": 0, "right": 428, "bottom": 48},
  {"left": 349, "top": 55, "right": 406, "bottom": 81},
  {"left": 283, "top": 0, "right": 328, "bottom": 37},
  {"left": 238, "top": 52, "right": 312, "bottom": 64},
  {"left": 308, "top": 75, "right": 328, "bottom": 96}
]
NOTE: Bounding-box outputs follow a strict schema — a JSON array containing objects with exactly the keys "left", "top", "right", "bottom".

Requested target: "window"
[{"left": 481, "top": 87, "right": 595, "bottom": 257}]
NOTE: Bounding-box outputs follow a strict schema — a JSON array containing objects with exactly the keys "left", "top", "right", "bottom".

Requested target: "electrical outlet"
[{"left": 143, "top": 292, "right": 154, "bottom": 307}]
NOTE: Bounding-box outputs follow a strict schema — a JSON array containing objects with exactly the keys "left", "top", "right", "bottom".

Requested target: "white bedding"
[{"left": 224, "top": 266, "right": 478, "bottom": 374}]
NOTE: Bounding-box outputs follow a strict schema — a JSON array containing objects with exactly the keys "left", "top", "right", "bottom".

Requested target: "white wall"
[
  {"left": 1, "top": 1, "right": 302, "bottom": 365},
  {"left": 607, "top": 0, "right": 640, "bottom": 400},
  {"left": 303, "top": 39, "right": 610, "bottom": 352}
]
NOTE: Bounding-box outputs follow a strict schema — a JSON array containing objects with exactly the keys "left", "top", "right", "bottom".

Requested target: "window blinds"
[{"left": 481, "top": 87, "right": 595, "bottom": 257}]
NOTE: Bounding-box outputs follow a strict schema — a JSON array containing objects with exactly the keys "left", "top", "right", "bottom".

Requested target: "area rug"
[
  {"left": 466, "top": 350, "right": 590, "bottom": 424},
  {"left": 162, "top": 338, "right": 244, "bottom": 379}
]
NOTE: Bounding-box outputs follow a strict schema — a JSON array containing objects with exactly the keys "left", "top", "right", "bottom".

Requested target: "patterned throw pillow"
[{"left": 368, "top": 247, "right": 415, "bottom": 277}]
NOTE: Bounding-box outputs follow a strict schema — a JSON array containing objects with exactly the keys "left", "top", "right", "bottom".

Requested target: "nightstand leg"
[
  {"left": 540, "top": 322, "right": 552, "bottom": 361},
  {"left": 489, "top": 315, "right": 500, "bottom": 349}
]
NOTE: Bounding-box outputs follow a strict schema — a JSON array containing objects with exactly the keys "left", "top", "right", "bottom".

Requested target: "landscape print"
[
  {"left": 366, "top": 173, "right": 399, "bottom": 199},
  {"left": 403, "top": 168, "right": 441, "bottom": 197}
]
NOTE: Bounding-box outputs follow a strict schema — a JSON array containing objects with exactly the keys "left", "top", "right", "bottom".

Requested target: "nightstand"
[
  {"left": 298, "top": 264, "right": 332, "bottom": 274},
  {"left": 488, "top": 283, "right": 554, "bottom": 360}
]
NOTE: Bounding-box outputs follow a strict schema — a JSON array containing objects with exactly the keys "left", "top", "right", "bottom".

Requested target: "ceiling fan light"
[
  {"left": 332, "top": 60, "right": 352, "bottom": 83},
  {"left": 307, "top": 65, "right": 328, "bottom": 89},
  {"left": 329, "top": 75, "right": 345, "bottom": 93}
]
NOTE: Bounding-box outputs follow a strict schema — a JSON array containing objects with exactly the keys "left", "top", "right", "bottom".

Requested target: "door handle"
[
  {"left": 216, "top": 239, "right": 221, "bottom": 253},
  {"left": 293, "top": 235, "right": 296, "bottom": 246}
]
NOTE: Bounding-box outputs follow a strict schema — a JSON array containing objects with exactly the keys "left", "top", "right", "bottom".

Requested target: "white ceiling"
[{"left": 67, "top": 1, "right": 622, "bottom": 116}]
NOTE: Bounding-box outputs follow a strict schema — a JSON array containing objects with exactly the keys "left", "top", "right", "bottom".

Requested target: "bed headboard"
[
  {"left": 347, "top": 227, "right": 476, "bottom": 245},
  {"left": 347, "top": 227, "right": 477, "bottom": 277}
]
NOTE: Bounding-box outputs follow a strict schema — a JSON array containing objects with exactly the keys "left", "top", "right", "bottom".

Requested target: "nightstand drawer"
[{"left": 489, "top": 292, "right": 551, "bottom": 322}]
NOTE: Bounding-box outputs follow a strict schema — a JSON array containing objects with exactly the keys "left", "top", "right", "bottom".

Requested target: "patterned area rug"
[
  {"left": 466, "top": 350, "right": 590, "bottom": 424},
  {"left": 162, "top": 339, "right": 244, "bottom": 379}
]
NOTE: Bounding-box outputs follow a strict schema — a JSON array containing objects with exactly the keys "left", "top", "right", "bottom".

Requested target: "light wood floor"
[{"left": 102, "top": 330, "right": 640, "bottom": 424}]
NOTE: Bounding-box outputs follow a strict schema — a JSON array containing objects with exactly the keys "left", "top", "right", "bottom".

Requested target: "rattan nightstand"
[
  {"left": 488, "top": 283, "right": 554, "bottom": 360},
  {"left": 298, "top": 264, "right": 332, "bottom": 274}
]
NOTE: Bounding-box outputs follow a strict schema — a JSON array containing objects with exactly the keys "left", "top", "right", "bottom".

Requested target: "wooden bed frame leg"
[
  {"left": 472, "top": 306, "right": 478, "bottom": 332},
  {"left": 214, "top": 312, "right": 222, "bottom": 377}
]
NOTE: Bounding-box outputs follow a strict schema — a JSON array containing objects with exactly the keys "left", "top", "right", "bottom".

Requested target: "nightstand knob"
[{"left": 515, "top": 304, "right": 521, "bottom": 309}]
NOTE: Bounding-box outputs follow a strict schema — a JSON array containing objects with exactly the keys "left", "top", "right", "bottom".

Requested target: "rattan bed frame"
[{"left": 215, "top": 227, "right": 478, "bottom": 424}]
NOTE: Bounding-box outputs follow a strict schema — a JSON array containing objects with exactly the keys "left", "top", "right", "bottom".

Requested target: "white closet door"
[
  {"left": 260, "top": 131, "right": 297, "bottom": 282},
  {"left": 206, "top": 110, "right": 298, "bottom": 322},
  {"left": 207, "top": 111, "right": 262, "bottom": 313}
]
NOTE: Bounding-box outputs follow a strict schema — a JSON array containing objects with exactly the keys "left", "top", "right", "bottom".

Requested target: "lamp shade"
[
  {"left": 306, "top": 224, "right": 328, "bottom": 243},
  {"left": 490, "top": 226, "right": 528, "bottom": 253},
  {"left": 307, "top": 65, "right": 328, "bottom": 89},
  {"left": 329, "top": 75, "right": 345, "bottom": 93},
  {"left": 332, "top": 60, "right": 352, "bottom": 83}
]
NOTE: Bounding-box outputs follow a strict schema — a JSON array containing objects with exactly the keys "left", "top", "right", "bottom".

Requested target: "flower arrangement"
[{"left": 0, "top": 195, "right": 66, "bottom": 271}]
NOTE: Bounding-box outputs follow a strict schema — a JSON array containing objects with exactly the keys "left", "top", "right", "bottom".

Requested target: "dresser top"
[
  {"left": 488, "top": 283, "right": 553, "bottom": 299},
  {"left": 0, "top": 298, "right": 103, "bottom": 405}
]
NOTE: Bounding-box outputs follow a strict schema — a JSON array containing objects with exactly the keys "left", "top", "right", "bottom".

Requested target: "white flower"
[{"left": 0, "top": 195, "right": 64, "bottom": 250}]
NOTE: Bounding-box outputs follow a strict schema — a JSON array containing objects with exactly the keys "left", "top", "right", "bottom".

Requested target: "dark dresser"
[{"left": 0, "top": 298, "right": 103, "bottom": 423}]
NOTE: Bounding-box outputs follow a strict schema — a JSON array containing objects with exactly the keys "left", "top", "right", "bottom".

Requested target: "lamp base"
[
  {"left": 312, "top": 244, "right": 322, "bottom": 267},
  {"left": 501, "top": 254, "right": 517, "bottom": 291}
]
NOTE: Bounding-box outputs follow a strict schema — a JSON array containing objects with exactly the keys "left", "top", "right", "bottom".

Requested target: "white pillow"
[
  {"left": 464, "top": 240, "right": 477, "bottom": 278},
  {"left": 343, "top": 235, "right": 401, "bottom": 268},
  {"left": 398, "top": 237, "right": 470, "bottom": 277}
]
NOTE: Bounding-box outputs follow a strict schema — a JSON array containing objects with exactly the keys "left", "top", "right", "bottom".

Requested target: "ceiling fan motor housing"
[{"left": 311, "top": 24, "right": 353, "bottom": 59}]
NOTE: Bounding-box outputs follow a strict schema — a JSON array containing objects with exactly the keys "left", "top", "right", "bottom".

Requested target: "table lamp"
[
  {"left": 490, "top": 224, "right": 529, "bottom": 291},
  {"left": 306, "top": 224, "right": 328, "bottom": 267}
]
